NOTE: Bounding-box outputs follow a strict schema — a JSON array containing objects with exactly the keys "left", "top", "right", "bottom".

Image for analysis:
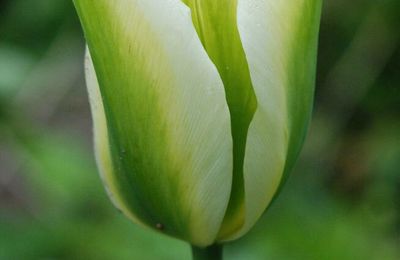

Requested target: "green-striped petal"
[
  {"left": 223, "top": 0, "right": 323, "bottom": 240},
  {"left": 182, "top": 0, "right": 258, "bottom": 239},
  {"left": 75, "top": 0, "right": 233, "bottom": 246}
]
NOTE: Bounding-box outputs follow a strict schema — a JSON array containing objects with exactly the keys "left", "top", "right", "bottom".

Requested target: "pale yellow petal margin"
[
  {"left": 222, "top": 0, "right": 322, "bottom": 240},
  {"left": 76, "top": 0, "right": 233, "bottom": 246}
]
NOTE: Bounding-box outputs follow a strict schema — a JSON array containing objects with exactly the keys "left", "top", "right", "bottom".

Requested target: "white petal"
[
  {"left": 75, "top": 0, "right": 233, "bottom": 246},
  {"left": 227, "top": 0, "right": 322, "bottom": 240}
]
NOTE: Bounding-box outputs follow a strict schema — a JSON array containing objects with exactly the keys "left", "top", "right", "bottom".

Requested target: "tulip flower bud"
[{"left": 74, "top": 0, "right": 322, "bottom": 247}]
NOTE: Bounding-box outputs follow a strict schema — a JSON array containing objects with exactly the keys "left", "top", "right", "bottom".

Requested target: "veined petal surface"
[
  {"left": 222, "top": 0, "right": 323, "bottom": 240},
  {"left": 74, "top": 0, "right": 233, "bottom": 246},
  {"left": 182, "top": 0, "right": 258, "bottom": 239}
]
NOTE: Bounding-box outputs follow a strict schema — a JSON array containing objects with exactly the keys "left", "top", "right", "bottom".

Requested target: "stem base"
[{"left": 191, "top": 244, "right": 223, "bottom": 260}]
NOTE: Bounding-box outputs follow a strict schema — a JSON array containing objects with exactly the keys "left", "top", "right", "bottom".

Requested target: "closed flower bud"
[{"left": 74, "top": 0, "right": 322, "bottom": 247}]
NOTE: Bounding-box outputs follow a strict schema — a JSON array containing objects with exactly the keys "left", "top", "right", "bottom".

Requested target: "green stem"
[{"left": 191, "top": 244, "right": 223, "bottom": 260}]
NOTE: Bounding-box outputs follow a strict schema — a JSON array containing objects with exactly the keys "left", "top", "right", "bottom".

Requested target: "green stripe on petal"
[
  {"left": 182, "top": 0, "right": 258, "bottom": 239},
  {"left": 85, "top": 51, "right": 146, "bottom": 226},
  {"left": 74, "top": 0, "right": 233, "bottom": 246},
  {"left": 219, "top": 0, "right": 323, "bottom": 241},
  {"left": 281, "top": 0, "right": 323, "bottom": 190}
]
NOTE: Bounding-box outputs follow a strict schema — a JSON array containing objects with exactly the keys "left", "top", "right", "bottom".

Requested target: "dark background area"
[{"left": 0, "top": 1, "right": 399, "bottom": 259}]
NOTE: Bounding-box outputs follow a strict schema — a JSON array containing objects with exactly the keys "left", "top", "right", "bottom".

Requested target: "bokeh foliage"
[{"left": 0, "top": 0, "right": 399, "bottom": 259}]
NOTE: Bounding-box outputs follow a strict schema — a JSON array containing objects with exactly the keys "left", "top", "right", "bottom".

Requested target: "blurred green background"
[{"left": 0, "top": 0, "right": 399, "bottom": 259}]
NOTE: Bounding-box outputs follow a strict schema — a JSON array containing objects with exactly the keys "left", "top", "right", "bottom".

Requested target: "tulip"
[{"left": 73, "top": 0, "right": 322, "bottom": 258}]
